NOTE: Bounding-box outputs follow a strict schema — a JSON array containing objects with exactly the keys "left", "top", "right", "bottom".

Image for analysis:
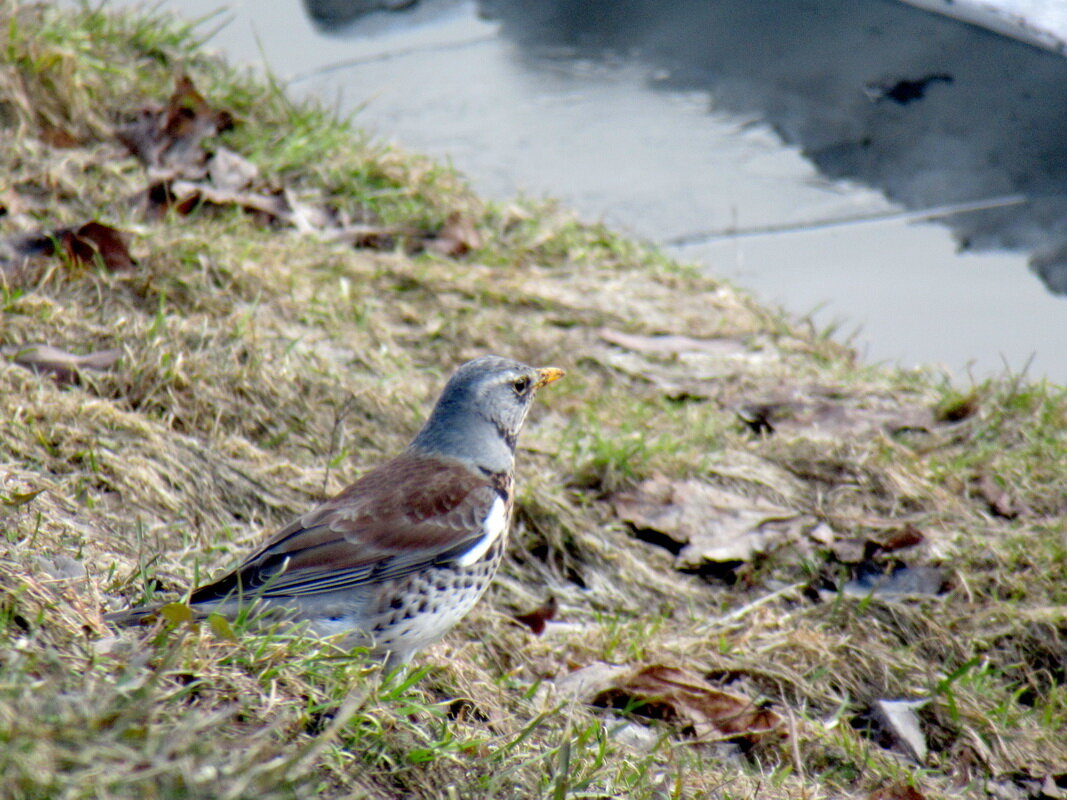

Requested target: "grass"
[{"left": 1, "top": 1, "right": 1065, "bottom": 798}]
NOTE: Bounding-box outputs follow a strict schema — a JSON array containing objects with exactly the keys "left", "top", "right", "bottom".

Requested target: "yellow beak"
[{"left": 535, "top": 367, "right": 566, "bottom": 389}]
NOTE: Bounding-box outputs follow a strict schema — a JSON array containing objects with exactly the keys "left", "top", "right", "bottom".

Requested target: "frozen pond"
[{"left": 104, "top": 0, "right": 1067, "bottom": 383}]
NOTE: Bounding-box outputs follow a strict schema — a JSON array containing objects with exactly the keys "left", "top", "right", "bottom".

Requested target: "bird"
[{"left": 106, "top": 355, "right": 565, "bottom": 669}]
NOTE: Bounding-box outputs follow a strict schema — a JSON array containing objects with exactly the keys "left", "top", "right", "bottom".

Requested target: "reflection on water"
[
  {"left": 469, "top": 0, "right": 1067, "bottom": 295},
  {"left": 302, "top": 0, "right": 418, "bottom": 29},
  {"left": 173, "top": 0, "right": 1067, "bottom": 380}
]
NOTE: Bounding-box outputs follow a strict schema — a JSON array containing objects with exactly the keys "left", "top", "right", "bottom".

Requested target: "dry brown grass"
[{"left": 1, "top": 2, "right": 1064, "bottom": 798}]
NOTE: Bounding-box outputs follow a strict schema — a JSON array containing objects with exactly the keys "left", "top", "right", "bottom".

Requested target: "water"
[{"left": 102, "top": 0, "right": 1067, "bottom": 383}]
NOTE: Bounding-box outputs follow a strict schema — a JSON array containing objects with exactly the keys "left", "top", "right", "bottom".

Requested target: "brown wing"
[{"left": 189, "top": 452, "right": 503, "bottom": 602}]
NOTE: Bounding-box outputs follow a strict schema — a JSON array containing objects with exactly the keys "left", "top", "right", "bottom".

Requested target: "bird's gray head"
[{"left": 410, "top": 355, "right": 565, "bottom": 473}]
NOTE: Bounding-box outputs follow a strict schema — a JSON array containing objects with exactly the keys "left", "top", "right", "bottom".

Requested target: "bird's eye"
[{"left": 512, "top": 376, "right": 530, "bottom": 394}]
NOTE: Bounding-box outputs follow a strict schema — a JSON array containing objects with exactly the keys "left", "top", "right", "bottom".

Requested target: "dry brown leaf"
[
  {"left": 70, "top": 222, "right": 136, "bottom": 270},
  {"left": 38, "top": 121, "right": 82, "bottom": 149},
  {"left": 829, "top": 524, "right": 925, "bottom": 564},
  {"left": 3, "top": 344, "right": 121, "bottom": 386},
  {"left": 320, "top": 223, "right": 418, "bottom": 248},
  {"left": 869, "top": 782, "right": 927, "bottom": 800},
  {"left": 613, "top": 475, "right": 806, "bottom": 570},
  {"left": 564, "top": 663, "right": 784, "bottom": 744},
  {"left": 976, "top": 472, "right": 1030, "bottom": 519},
  {"left": 588, "top": 344, "right": 761, "bottom": 403},
  {"left": 511, "top": 596, "right": 558, "bottom": 635},
  {"left": 426, "top": 212, "right": 482, "bottom": 257},
  {"left": 2, "top": 488, "right": 45, "bottom": 508},
  {"left": 116, "top": 77, "right": 443, "bottom": 247},
  {"left": 167, "top": 180, "right": 291, "bottom": 220},
  {"left": 15, "top": 221, "right": 135, "bottom": 272},
  {"left": 935, "top": 392, "right": 980, "bottom": 423},
  {"left": 599, "top": 328, "right": 748, "bottom": 357},
  {"left": 873, "top": 524, "right": 925, "bottom": 552},
  {"left": 117, "top": 74, "right": 233, "bottom": 182}
]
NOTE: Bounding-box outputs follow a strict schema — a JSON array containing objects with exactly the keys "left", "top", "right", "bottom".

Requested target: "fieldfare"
[{"left": 107, "top": 355, "right": 564, "bottom": 668}]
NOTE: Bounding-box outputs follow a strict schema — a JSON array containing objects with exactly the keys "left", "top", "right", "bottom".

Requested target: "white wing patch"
[{"left": 456, "top": 497, "right": 508, "bottom": 567}]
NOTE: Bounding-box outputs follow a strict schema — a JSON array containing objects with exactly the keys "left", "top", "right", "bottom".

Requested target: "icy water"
[{"left": 105, "top": 0, "right": 1067, "bottom": 383}]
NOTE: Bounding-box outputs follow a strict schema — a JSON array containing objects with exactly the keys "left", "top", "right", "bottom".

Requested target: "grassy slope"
[{"left": 0, "top": 2, "right": 1064, "bottom": 798}]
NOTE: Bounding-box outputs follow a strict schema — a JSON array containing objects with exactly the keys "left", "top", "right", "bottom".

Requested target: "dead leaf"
[
  {"left": 3, "top": 343, "right": 121, "bottom": 386},
  {"left": 117, "top": 74, "right": 234, "bottom": 182},
  {"left": 16, "top": 221, "right": 135, "bottom": 271},
  {"left": 511, "top": 596, "right": 557, "bottom": 635},
  {"left": 829, "top": 536, "right": 869, "bottom": 564},
  {"left": 599, "top": 328, "right": 748, "bottom": 357},
  {"left": 873, "top": 525, "right": 925, "bottom": 552},
  {"left": 115, "top": 77, "right": 433, "bottom": 248},
  {"left": 38, "top": 121, "right": 81, "bottom": 148},
  {"left": 869, "top": 782, "right": 927, "bottom": 800},
  {"left": 159, "top": 180, "right": 404, "bottom": 246},
  {"left": 165, "top": 180, "right": 292, "bottom": 221},
  {"left": 426, "top": 212, "right": 482, "bottom": 257},
  {"left": 566, "top": 663, "right": 783, "bottom": 744},
  {"left": 829, "top": 524, "right": 925, "bottom": 563},
  {"left": 70, "top": 222, "right": 136, "bottom": 270},
  {"left": 976, "top": 472, "right": 1029, "bottom": 519},
  {"left": 589, "top": 344, "right": 763, "bottom": 403},
  {"left": 1, "top": 487, "right": 45, "bottom": 507},
  {"left": 613, "top": 475, "right": 805, "bottom": 571},
  {"left": 935, "top": 392, "right": 979, "bottom": 423},
  {"left": 320, "top": 222, "right": 417, "bottom": 248}
]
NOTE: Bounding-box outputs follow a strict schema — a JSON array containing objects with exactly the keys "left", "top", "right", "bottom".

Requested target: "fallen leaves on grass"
[
  {"left": 511, "top": 596, "right": 557, "bottom": 635},
  {"left": 975, "top": 472, "right": 1031, "bottom": 519},
  {"left": 2, "top": 343, "right": 121, "bottom": 386},
  {"left": 557, "top": 663, "right": 783, "bottom": 744},
  {"left": 613, "top": 475, "right": 807, "bottom": 571},
  {"left": 1, "top": 487, "right": 45, "bottom": 508},
  {"left": 117, "top": 74, "right": 234, "bottom": 184},
  {"left": 869, "top": 782, "right": 927, "bottom": 800},
  {"left": 599, "top": 328, "right": 748, "bottom": 358},
  {"left": 827, "top": 523, "right": 926, "bottom": 564},
  {"left": 594, "top": 328, "right": 753, "bottom": 400},
  {"left": 426, "top": 211, "right": 482, "bottom": 257},
  {"left": 14, "top": 221, "right": 135, "bottom": 271},
  {"left": 38, "top": 121, "right": 82, "bottom": 149},
  {"left": 935, "top": 391, "right": 980, "bottom": 423},
  {"left": 117, "top": 76, "right": 423, "bottom": 247}
]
